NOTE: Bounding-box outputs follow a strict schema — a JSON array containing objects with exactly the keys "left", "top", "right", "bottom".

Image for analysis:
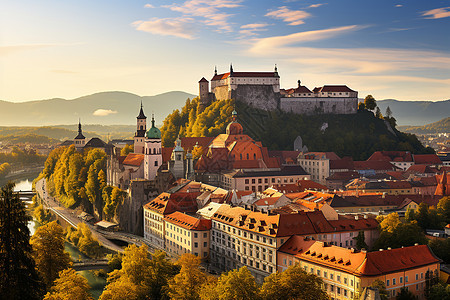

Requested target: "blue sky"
[{"left": 1, "top": 0, "right": 449, "bottom": 102}]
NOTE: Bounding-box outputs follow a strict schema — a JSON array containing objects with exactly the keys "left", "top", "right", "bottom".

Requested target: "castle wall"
[
  {"left": 231, "top": 85, "right": 280, "bottom": 111},
  {"left": 214, "top": 85, "right": 231, "bottom": 101},
  {"left": 280, "top": 97, "right": 358, "bottom": 115}
]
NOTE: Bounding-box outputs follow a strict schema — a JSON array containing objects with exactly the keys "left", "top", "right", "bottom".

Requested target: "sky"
[{"left": 1, "top": 0, "right": 450, "bottom": 102}]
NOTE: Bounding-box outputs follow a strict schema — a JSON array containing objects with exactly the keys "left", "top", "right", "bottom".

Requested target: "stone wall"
[
  {"left": 213, "top": 86, "right": 231, "bottom": 101},
  {"left": 280, "top": 97, "right": 357, "bottom": 115},
  {"left": 231, "top": 85, "right": 280, "bottom": 111}
]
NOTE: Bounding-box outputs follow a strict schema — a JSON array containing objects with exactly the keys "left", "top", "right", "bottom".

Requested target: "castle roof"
[
  {"left": 123, "top": 153, "right": 144, "bottom": 167},
  {"left": 199, "top": 77, "right": 208, "bottom": 83},
  {"left": 211, "top": 72, "right": 277, "bottom": 81},
  {"left": 315, "top": 85, "right": 356, "bottom": 93},
  {"left": 137, "top": 102, "right": 146, "bottom": 119}
]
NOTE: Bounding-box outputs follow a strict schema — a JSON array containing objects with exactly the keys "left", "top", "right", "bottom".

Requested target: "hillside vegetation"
[
  {"left": 398, "top": 117, "right": 450, "bottom": 134},
  {"left": 162, "top": 98, "right": 433, "bottom": 160}
]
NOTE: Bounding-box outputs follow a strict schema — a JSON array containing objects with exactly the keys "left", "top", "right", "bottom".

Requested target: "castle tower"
[
  {"left": 198, "top": 77, "right": 210, "bottom": 109},
  {"left": 134, "top": 101, "right": 147, "bottom": 154},
  {"left": 74, "top": 119, "right": 86, "bottom": 149},
  {"left": 185, "top": 151, "right": 194, "bottom": 180},
  {"left": 170, "top": 137, "right": 185, "bottom": 179},
  {"left": 144, "top": 115, "right": 162, "bottom": 181}
]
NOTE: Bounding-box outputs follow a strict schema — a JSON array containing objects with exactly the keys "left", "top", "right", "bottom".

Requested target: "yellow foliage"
[{"left": 44, "top": 268, "right": 92, "bottom": 300}]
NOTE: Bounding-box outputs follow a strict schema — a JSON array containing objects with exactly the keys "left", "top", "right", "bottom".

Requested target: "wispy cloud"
[
  {"left": 422, "top": 7, "right": 450, "bottom": 19},
  {"left": 163, "top": 0, "right": 242, "bottom": 32},
  {"left": 144, "top": 4, "right": 154, "bottom": 8},
  {"left": 132, "top": 18, "right": 196, "bottom": 39},
  {"left": 249, "top": 25, "right": 364, "bottom": 54},
  {"left": 93, "top": 109, "right": 118, "bottom": 117},
  {"left": 395, "top": 4, "right": 403, "bottom": 8},
  {"left": 239, "top": 23, "right": 269, "bottom": 36},
  {"left": 265, "top": 6, "right": 311, "bottom": 25},
  {"left": 308, "top": 3, "right": 325, "bottom": 8}
]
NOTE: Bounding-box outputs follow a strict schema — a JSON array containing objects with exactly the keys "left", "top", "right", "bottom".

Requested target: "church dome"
[
  {"left": 146, "top": 116, "right": 161, "bottom": 139},
  {"left": 226, "top": 122, "right": 243, "bottom": 135}
]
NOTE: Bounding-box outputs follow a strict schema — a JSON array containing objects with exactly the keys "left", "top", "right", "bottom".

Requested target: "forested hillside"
[
  {"left": 161, "top": 97, "right": 434, "bottom": 160},
  {"left": 398, "top": 117, "right": 450, "bottom": 134}
]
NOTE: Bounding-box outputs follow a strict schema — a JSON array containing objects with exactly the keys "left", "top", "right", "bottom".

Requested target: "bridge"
[
  {"left": 17, "top": 190, "right": 36, "bottom": 201},
  {"left": 73, "top": 259, "right": 109, "bottom": 271}
]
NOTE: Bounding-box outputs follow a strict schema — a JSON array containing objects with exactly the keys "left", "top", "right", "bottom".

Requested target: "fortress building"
[{"left": 199, "top": 65, "right": 358, "bottom": 115}]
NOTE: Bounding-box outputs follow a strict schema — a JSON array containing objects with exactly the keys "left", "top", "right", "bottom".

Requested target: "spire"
[
  {"left": 435, "top": 169, "right": 448, "bottom": 196},
  {"left": 78, "top": 118, "right": 82, "bottom": 134},
  {"left": 151, "top": 113, "right": 155, "bottom": 128},
  {"left": 232, "top": 109, "right": 238, "bottom": 122},
  {"left": 298, "top": 79, "right": 301, "bottom": 87},
  {"left": 214, "top": 66, "right": 217, "bottom": 76},
  {"left": 274, "top": 64, "right": 278, "bottom": 72},
  {"left": 230, "top": 63, "right": 234, "bottom": 75},
  {"left": 137, "top": 100, "right": 146, "bottom": 119}
]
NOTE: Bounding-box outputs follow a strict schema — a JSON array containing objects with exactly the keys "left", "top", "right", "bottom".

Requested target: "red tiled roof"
[
  {"left": 162, "top": 147, "right": 173, "bottom": 163},
  {"left": 367, "top": 151, "right": 413, "bottom": 163},
  {"left": 123, "top": 153, "right": 144, "bottom": 166},
  {"left": 405, "top": 164, "right": 435, "bottom": 174},
  {"left": 211, "top": 72, "right": 276, "bottom": 81},
  {"left": 316, "top": 85, "right": 356, "bottom": 93},
  {"left": 199, "top": 77, "right": 208, "bottom": 83},
  {"left": 272, "top": 180, "right": 327, "bottom": 193},
  {"left": 414, "top": 154, "right": 442, "bottom": 165},
  {"left": 279, "top": 237, "right": 440, "bottom": 276},
  {"left": 284, "top": 86, "right": 313, "bottom": 94},
  {"left": 254, "top": 197, "right": 280, "bottom": 206},
  {"left": 353, "top": 161, "right": 397, "bottom": 171},
  {"left": 164, "top": 211, "right": 211, "bottom": 231}
]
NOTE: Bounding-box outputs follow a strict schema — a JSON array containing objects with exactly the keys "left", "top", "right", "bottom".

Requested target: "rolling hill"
[
  {"left": 398, "top": 117, "right": 450, "bottom": 134},
  {"left": 0, "top": 91, "right": 196, "bottom": 126},
  {"left": 377, "top": 99, "right": 450, "bottom": 126}
]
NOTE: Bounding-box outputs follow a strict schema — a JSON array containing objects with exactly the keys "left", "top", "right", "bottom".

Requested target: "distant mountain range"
[
  {"left": 377, "top": 99, "right": 450, "bottom": 126},
  {"left": 398, "top": 117, "right": 450, "bottom": 134},
  {"left": 0, "top": 92, "right": 447, "bottom": 127},
  {"left": 0, "top": 91, "right": 196, "bottom": 126}
]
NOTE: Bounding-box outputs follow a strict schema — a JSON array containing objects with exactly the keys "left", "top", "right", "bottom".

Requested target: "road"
[{"left": 35, "top": 178, "right": 124, "bottom": 253}]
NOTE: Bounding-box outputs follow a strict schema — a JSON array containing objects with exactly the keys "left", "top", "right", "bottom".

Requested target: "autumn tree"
[
  {"left": 33, "top": 204, "right": 53, "bottom": 224},
  {"left": 427, "top": 283, "right": 450, "bottom": 300},
  {"left": 101, "top": 245, "right": 177, "bottom": 300},
  {"left": 370, "top": 279, "right": 388, "bottom": 300},
  {"left": 374, "top": 220, "right": 427, "bottom": 250},
  {"left": 0, "top": 182, "right": 45, "bottom": 299},
  {"left": 120, "top": 144, "right": 134, "bottom": 156},
  {"left": 103, "top": 186, "right": 127, "bottom": 221},
  {"left": 168, "top": 253, "right": 206, "bottom": 300},
  {"left": 437, "top": 196, "right": 450, "bottom": 224},
  {"left": 260, "top": 264, "right": 328, "bottom": 300},
  {"left": 364, "top": 95, "right": 377, "bottom": 111},
  {"left": 375, "top": 107, "right": 383, "bottom": 119},
  {"left": 66, "top": 223, "right": 103, "bottom": 258},
  {"left": 31, "top": 221, "right": 72, "bottom": 288},
  {"left": 213, "top": 266, "right": 260, "bottom": 300},
  {"left": 44, "top": 268, "right": 92, "bottom": 300},
  {"left": 379, "top": 212, "right": 401, "bottom": 233}
]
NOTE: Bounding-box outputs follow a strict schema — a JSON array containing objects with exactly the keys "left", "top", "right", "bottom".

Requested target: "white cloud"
[
  {"left": 422, "top": 7, "right": 450, "bottom": 19},
  {"left": 249, "top": 25, "right": 364, "bottom": 54},
  {"left": 164, "top": 0, "right": 242, "bottom": 32},
  {"left": 395, "top": 4, "right": 403, "bottom": 8},
  {"left": 93, "top": 109, "right": 118, "bottom": 117},
  {"left": 132, "top": 18, "right": 196, "bottom": 39},
  {"left": 308, "top": 4, "right": 325, "bottom": 8},
  {"left": 144, "top": 4, "right": 154, "bottom": 8},
  {"left": 239, "top": 23, "right": 269, "bottom": 36},
  {"left": 265, "top": 6, "right": 311, "bottom": 25}
]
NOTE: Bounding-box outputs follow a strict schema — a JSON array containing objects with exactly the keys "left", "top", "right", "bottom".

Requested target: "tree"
[
  {"left": 213, "top": 267, "right": 260, "bottom": 300},
  {"left": 260, "top": 264, "right": 328, "bottom": 300},
  {"left": 353, "top": 231, "right": 368, "bottom": 250},
  {"left": 168, "top": 253, "right": 206, "bottom": 300},
  {"left": 437, "top": 196, "right": 450, "bottom": 224},
  {"left": 358, "top": 102, "right": 365, "bottom": 111},
  {"left": 405, "top": 208, "right": 416, "bottom": 223},
  {"left": 101, "top": 245, "right": 177, "bottom": 300},
  {"left": 374, "top": 221, "right": 427, "bottom": 250},
  {"left": 44, "top": 268, "right": 92, "bottom": 300},
  {"left": 379, "top": 212, "right": 401, "bottom": 233},
  {"left": 428, "top": 238, "right": 450, "bottom": 264},
  {"left": 385, "top": 106, "right": 393, "bottom": 118},
  {"left": 427, "top": 283, "right": 450, "bottom": 300},
  {"left": 31, "top": 221, "right": 72, "bottom": 288},
  {"left": 67, "top": 223, "right": 103, "bottom": 258},
  {"left": 396, "top": 287, "right": 417, "bottom": 299},
  {"left": 0, "top": 182, "right": 45, "bottom": 299},
  {"left": 415, "top": 202, "right": 430, "bottom": 230},
  {"left": 364, "top": 95, "right": 377, "bottom": 111},
  {"left": 375, "top": 107, "right": 383, "bottom": 119},
  {"left": 33, "top": 204, "right": 53, "bottom": 224},
  {"left": 370, "top": 279, "right": 388, "bottom": 300},
  {"left": 120, "top": 144, "right": 134, "bottom": 156}
]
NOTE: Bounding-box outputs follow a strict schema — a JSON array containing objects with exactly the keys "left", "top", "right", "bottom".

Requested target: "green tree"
[
  {"left": 370, "top": 279, "right": 388, "bottom": 300},
  {"left": 385, "top": 106, "right": 393, "bottom": 118},
  {"left": 405, "top": 207, "right": 416, "bottom": 223},
  {"left": 33, "top": 204, "right": 53, "bottom": 225},
  {"left": 31, "top": 221, "right": 72, "bottom": 288},
  {"left": 353, "top": 230, "right": 368, "bottom": 250},
  {"left": 396, "top": 287, "right": 417, "bottom": 299},
  {"left": 364, "top": 95, "right": 377, "bottom": 111},
  {"left": 213, "top": 267, "right": 260, "bottom": 300},
  {"left": 415, "top": 202, "right": 430, "bottom": 230},
  {"left": 427, "top": 283, "right": 450, "bottom": 300},
  {"left": 428, "top": 238, "right": 450, "bottom": 264},
  {"left": 437, "top": 196, "right": 450, "bottom": 224},
  {"left": 358, "top": 102, "right": 365, "bottom": 111},
  {"left": 374, "top": 221, "right": 427, "bottom": 250},
  {"left": 260, "top": 264, "right": 328, "bottom": 300},
  {"left": 44, "top": 268, "right": 93, "bottom": 300},
  {"left": 375, "top": 107, "right": 383, "bottom": 119},
  {"left": 168, "top": 253, "right": 206, "bottom": 300},
  {"left": 0, "top": 182, "right": 45, "bottom": 299}
]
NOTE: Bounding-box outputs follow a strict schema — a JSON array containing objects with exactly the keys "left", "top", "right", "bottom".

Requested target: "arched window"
[
  {"left": 253, "top": 153, "right": 256, "bottom": 159},
  {"left": 140, "top": 125, "right": 143, "bottom": 130},
  {"left": 153, "top": 148, "right": 156, "bottom": 154},
  {"left": 240, "top": 154, "right": 242, "bottom": 160}
]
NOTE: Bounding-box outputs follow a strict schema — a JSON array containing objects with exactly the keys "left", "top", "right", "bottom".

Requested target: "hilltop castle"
[{"left": 198, "top": 65, "right": 358, "bottom": 115}]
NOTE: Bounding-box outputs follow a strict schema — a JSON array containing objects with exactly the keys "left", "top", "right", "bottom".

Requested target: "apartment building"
[
  {"left": 298, "top": 152, "right": 340, "bottom": 185},
  {"left": 164, "top": 211, "right": 211, "bottom": 260},
  {"left": 278, "top": 237, "right": 440, "bottom": 300}
]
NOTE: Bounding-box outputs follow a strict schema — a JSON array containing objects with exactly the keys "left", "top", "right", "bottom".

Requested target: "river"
[{"left": 11, "top": 176, "right": 107, "bottom": 299}]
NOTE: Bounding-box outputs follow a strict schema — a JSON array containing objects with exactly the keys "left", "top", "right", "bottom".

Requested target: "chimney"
[{"left": 414, "top": 243, "right": 419, "bottom": 246}]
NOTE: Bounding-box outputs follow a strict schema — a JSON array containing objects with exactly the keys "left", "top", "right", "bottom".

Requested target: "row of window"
[{"left": 212, "top": 226, "right": 275, "bottom": 245}]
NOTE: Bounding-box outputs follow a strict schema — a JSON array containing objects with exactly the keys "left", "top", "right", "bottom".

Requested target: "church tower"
[
  {"left": 134, "top": 101, "right": 147, "bottom": 154},
  {"left": 144, "top": 115, "right": 162, "bottom": 181},
  {"left": 74, "top": 119, "right": 86, "bottom": 150}
]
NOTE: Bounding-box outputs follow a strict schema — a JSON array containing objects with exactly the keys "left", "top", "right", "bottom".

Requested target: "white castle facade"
[{"left": 198, "top": 65, "right": 358, "bottom": 115}]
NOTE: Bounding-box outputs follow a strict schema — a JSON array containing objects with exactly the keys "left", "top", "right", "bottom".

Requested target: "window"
[
  {"left": 324, "top": 271, "right": 327, "bottom": 278},
  {"left": 415, "top": 274, "right": 419, "bottom": 281},
  {"left": 154, "top": 161, "right": 158, "bottom": 166},
  {"left": 387, "top": 280, "right": 390, "bottom": 287},
  {"left": 203, "top": 232, "right": 207, "bottom": 238},
  {"left": 317, "top": 270, "right": 320, "bottom": 276},
  {"left": 400, "top": 277, "right": 403, "bottom": 284},
  {"left": 344, "top": 278, "right": 348, "bottom": 285},
  {"left": 204, "top": 242, "right": 207, "bottom": 247},
  {"left": 337, "top": 287, "right": 341, "bottom": 295},
  {"left": 194, "top": 242, "right": 198, "bottom": 248},
  {"left": 337, "top": 275, "right": 341, "bottom": 282},
  {"left": 393, "top": 278, "right": 396, "bottom": 285},
  {"left": 405, "top": 276, "right": 408, "bottom": 283},
  {"left": 330, "top": 274, "right": 334, "bottom": 280},
  {"left": 194, "top": 233, "right": 198, "bottom": 238},
  {"left": 344, "top": 290, "right": 348, "bottom": 297}
]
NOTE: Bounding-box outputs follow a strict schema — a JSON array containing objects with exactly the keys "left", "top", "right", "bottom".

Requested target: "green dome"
[{"left": 146, "top": 126, "right": 161, "bottom": 139}]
